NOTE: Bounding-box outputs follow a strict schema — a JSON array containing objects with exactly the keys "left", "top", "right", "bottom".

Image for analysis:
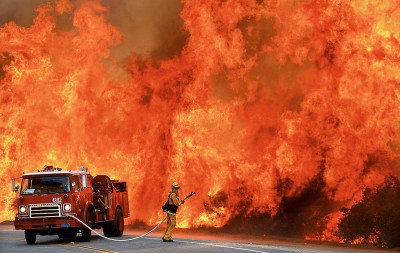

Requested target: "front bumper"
[{"left": 14, "top": 215, "right": 81, "bottom": 230}]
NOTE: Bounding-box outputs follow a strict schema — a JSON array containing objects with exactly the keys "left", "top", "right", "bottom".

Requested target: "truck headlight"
[
  {"left": 63, "top": 203, "right": 71, "bottom": 212},
  {"left": 19, "top": 205, "right": 26, "bottom": 213}
]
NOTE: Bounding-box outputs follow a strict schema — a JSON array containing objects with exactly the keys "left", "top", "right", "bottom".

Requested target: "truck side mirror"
[
  {"left": 12, "top": 178, "right": 19, "bottom": 192},
  {"left": 71, "top": 182, "right": 78, "bottom": 192}
]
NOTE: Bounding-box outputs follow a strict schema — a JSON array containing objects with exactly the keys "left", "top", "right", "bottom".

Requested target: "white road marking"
[{"left": 145, "top": 237, "right": 271, "bottom": 253}]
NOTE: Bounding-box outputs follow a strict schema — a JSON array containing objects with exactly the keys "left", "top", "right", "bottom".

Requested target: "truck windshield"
[{"left": 21, "top": 176, "right": 71, "bottom": 194}]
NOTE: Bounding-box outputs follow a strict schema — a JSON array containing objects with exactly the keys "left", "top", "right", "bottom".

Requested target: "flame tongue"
[{"left": 1, "top": 0, "right": 400, "bottom": 240}]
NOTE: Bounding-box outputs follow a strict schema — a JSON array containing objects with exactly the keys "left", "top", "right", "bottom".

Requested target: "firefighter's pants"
[{"left": 163, "top": 213, "right": 176, "bottom": 240}]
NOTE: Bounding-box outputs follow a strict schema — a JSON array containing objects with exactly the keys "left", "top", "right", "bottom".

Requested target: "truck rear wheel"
[
  {"left": 112, "top": 208, "right": 124, "bottom": 237},
  {"left": 102, "top": 222, "right": 113, "bottom": 237},
  {"left": 81, "top": 211, "right": 92, "bottom": 241},
  {"left": 25, "top": 230, "right": 36, "bottom": 244}
]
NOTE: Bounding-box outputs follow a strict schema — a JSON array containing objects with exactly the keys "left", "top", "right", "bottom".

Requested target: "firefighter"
[{"left": 162, "top": 182, "right": 184, "bottom": 242}]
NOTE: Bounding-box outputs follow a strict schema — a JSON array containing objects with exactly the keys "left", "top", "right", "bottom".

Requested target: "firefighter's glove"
[{"left": 181, "top": 200, "right": 185, "bottom": 205}]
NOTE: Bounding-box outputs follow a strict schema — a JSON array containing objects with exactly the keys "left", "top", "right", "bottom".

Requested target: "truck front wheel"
[
  {"left": 81, "top": 211, "right": 92, "bottom": 241},
  {"left": 25, "top": 230, "right": 36, "bottom": 244}
]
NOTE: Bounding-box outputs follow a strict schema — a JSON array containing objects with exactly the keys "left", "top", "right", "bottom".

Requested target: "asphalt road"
[{"left": 0, "top": 225, "right": 390, "bottom": 253}]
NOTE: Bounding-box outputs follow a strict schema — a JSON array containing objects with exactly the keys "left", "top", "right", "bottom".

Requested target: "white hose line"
[
  {"left": 64, "top": 214, "right": 271, "bottom": 252},
  {"left": 64, "top": 214, "right": 167, "bottom": 242}
]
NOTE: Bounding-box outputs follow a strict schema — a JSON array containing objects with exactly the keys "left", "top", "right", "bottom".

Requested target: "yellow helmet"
[{"left": 171, "top": 182, "right": 180, "bottom": 189}]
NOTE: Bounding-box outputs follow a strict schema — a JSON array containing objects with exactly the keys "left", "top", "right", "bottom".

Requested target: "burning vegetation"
[
  {"left": 1, "top": 0, "right": 400, "bottom": 247},
  {"left": 338, "top": 176, "right": 400, "bottom": 248}
]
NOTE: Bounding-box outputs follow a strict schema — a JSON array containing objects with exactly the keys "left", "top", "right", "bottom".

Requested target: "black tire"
[
  {"left": 25, "top": 230, "right": 36, "bottom": 244},
  {"left": 81, "top": 211, "right": 92, "bottom": 241},
  {"left": 112, "top": 208, "right": 124, "bottom": 237},
  {"left": 102, "top": 221, "right": 113, "bottom": 237}
]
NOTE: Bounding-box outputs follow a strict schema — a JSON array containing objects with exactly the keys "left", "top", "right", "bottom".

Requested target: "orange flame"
[{"left": 1, "top": 0, "right": 399, "bottom": 240}]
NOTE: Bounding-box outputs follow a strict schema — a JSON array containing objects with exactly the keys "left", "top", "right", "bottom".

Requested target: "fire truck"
[{"left": 12, "top": 165, "right": 130, "bottom": 244}]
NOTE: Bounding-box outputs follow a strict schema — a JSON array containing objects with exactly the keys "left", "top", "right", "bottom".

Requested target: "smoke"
[
  {"left": 102, "top": 0, "right": 188, "bottom": 60},
  {"left": 0, "top": 0, "right": 49, "bottom": 27},
  {"left": 0, "top": 0, "right": 187, "bottom": 60}
]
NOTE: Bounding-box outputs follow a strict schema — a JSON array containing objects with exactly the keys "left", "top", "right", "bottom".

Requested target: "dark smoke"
[
  {"left": 102, "top": 0, "right": 188, "bottom": 60},
  {"left": 0, "top": 0, "right": 49, "bottom": 27},
  {"left": 1, "top": 0, "right": 187, "bottom": 60}
]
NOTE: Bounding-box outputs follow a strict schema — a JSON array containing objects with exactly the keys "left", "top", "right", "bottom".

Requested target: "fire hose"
[{"left": 64, "top": 192, "right": 196, "bottom": 242}]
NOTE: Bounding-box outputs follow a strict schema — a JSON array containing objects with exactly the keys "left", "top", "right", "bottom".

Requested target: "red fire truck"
[{"left": 12, "top": 165, "right": 130, "bottom": 244}]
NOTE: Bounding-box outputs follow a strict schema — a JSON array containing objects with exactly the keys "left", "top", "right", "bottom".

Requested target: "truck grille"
[{"left": 29, "top": 204, "right": 61, "bottom": 218}]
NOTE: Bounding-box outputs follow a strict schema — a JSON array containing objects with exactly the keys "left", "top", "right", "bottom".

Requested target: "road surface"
[{"left": 0, "top": 224, "right": 390, "bottom": 253}]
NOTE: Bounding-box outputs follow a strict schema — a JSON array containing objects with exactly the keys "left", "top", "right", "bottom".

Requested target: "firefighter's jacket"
[{"left": 167, "top": 192, "right": 181, "bottom": 215}]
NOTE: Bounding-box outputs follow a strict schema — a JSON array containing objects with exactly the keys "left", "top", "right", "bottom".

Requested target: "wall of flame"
[{"left": 1, "top": 0, "right": 399, "bottom": 239}]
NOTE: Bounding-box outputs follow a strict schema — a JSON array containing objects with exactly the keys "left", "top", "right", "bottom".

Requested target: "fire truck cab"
[{"left": 12, "top": 165, "right": 130, "bottom": 244}]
